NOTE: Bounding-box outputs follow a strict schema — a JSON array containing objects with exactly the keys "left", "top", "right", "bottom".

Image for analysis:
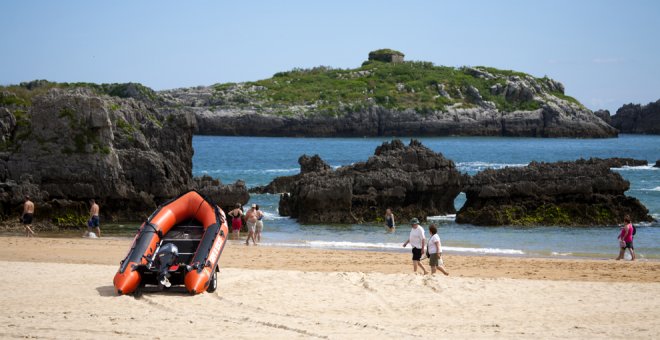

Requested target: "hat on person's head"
[
  {"left": 251, "top": 203, "right": 256, "bottom": 208},
  {"left": 410, "top": 217, "right": 420, "bottom": 225}
]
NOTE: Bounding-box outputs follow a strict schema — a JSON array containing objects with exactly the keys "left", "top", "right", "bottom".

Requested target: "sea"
[{"left": 190, "top": 134, "right": 660, "bottom": 260}]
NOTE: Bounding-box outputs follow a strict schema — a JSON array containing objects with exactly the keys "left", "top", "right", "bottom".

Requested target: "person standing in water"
[
  {"left": 228, "top": 203, "right": 244, "bottom": 239},
  {"left": 616, "top": 215, "right": 635, "bottom": 261},
  {"left": 22, "top": 196, "right": 35, "bottom": 237},
  {"left": 255, "top": 204, "right": 265, "bottom": 244},
  {"left": 427, "top": 224, "right": 449, "bottom": 275},
  {"left": 385, "top": 208, "right": 395, "bottom": 232},
  {"left": 84, "top": 199, "right": 101, "bottom": 238},
  {"left": 402, "top": 218, "right": 427, "bottom": 275},
  {"left": 245, "top": 204, "right": 258, "bottom": 245}
]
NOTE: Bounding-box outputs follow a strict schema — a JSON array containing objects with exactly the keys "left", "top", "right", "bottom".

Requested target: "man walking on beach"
[
  {"left": 403, "top": 218, "right": 427, "bottom": 275},
  {"left": 22, "top": 195, "right": 35, "bottom": 237},
  {"left": 245, "top": 204, "right": 258, "bottom": 245},
  {"left": 84, "top": 199, "right": 101, "bottom": 238}
]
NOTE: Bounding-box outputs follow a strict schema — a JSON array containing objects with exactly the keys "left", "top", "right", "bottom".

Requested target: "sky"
[{"left": 1, "top": 0, "right": 659, "bottom": 113}]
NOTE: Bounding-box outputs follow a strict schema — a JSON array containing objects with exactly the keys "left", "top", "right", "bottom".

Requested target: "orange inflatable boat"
[{"left": 113, "top": 190, "right": 228, "bottom": 295}]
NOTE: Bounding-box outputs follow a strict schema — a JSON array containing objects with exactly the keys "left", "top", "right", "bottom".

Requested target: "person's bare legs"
[
  {"left": 616, "top": 247, "right": 625, "bottom": 260},
  {"left": 413, "top": 260, "right": 427, "bottom": 274},
  {"left": 25, "top": 225, "right": 35, "bottom": 237},
  {"left": 430, "top": 266, "right": 436, "bottom": 275},
  {"left": 628, "top": 248, "right": 636, "bottom": 261},
  {"left": 94, "top": 227, "right": 101, "bottom": 237},
  {"left": 245, "top": 231, "right": 254, "bottom": 245},
  {"left": 438, "top": 265, "right": 449, "bottom": 276}
]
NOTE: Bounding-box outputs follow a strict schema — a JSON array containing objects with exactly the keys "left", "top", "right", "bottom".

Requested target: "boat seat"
[{"left": 161, "top": 223, "right": 206, "bottom": 264}]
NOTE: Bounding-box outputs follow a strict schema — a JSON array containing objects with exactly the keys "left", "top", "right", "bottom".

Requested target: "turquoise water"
[{"left": 191, "top": 135, "right": 660, "bottom": 259}]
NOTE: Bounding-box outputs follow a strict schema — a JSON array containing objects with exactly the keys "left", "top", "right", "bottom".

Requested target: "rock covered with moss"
[
  {"left": 0, "top": 82, "right": 247, "bottom": 224},
  {"left": 278, "top": 139, "right": 463, "bottom": 223},
  {"left": 456, "top": 158, "right": 653, "bottom": 226}
]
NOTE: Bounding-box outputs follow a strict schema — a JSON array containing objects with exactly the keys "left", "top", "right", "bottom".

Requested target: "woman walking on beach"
[
  {"left": 255, "top": 204, "right": 265, "bottom": 243},
  {"left": 402, "top": 218, "right": 427, "bottom": 275},
  {"left": 385, "top": 208, "right": 395, "bottom": 233},
  {"left": 428, "top": 224, "right": 449, "bottom": 275},
  {"left": 616, "top": 215, "right": 635, "bottom": 261},
  {"left": 228, "top": 203, "right": 244, "bottom": 239}
]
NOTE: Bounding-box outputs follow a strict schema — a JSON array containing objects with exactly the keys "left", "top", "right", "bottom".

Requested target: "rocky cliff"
[
  {"left": 610, "top": 100, "right": 660, "bottom": 134},
  {"left": 160, "top": 56, "right": 617, "bottom": 138},
  {"left": 456, "top": 158, "right": 653, "bottom": 226},
  {"left": 0, "top": 81, "right": 248, "bottom": 225},
  {"left": 278, "top": 139, "right": 463, "bottom": 223}
]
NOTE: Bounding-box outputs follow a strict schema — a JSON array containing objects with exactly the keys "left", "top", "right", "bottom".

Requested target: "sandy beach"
[{"left": 1, "top": 236, "right": 659, "bottom": 339}]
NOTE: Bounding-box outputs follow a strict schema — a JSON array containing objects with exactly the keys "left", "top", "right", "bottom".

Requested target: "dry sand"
[{"left": 1, "top": 236, "right": 659, "bottom": 339}]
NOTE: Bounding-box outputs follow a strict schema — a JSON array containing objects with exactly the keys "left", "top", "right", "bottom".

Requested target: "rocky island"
[
  {"left": 456, "top": 158, "right": 653, "bottom": 226},
  {"left": 0, "top": 81, "right": 248, "bottom": 227},
  {"left": 278, "top": 139, "right": 463, "bottom": 223},
  {"left": 610, "top": 99, "right": 660, "bottom": 134},
  {"left": 161, "top": 49, "right": 617, "bottom": 138}
]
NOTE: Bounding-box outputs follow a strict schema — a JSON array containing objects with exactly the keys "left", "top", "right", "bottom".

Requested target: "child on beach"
[
  {"left": 616, "top": 215, "right": 635, "bottom": 261},
  {"left": 427, "top": 224, "right": 449, "bottom": 275}
]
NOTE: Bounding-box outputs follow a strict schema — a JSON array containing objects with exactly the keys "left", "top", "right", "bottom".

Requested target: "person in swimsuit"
[
  {"left": 229, "top": 203, "right": 244, "bottom": 239},
  {"left": 255, "top": 204, "right": 265, "bottom": 243},
  {"left": 616, "top": 215, "right": 635, "bottom": 261},
  {"left": 385, "top": 208, "right": 395, "bottom": 233},
  {"left": 83, "top": 199, "right": 101, "bottom": 238},
  {"left": 22, "top": 196, "right": 35, "bottom": 237},
  {"left": 245, "top": 204, "right": 258, "bottom": 245}
]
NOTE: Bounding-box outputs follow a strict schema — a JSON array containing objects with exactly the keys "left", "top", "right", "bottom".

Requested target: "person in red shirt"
[{"left": 616, "top": 215, "right": 635, "bottom": 261}]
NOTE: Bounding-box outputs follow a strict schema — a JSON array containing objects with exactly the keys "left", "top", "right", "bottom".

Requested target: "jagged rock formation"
[
  {"left": 0, "top": 83, "right": 248, "bottom": 225},
  {"left": 160, "top": 55, "right": 617, "bottom": 138},
  {"left": 250, "top": 154, "right": 331, "bottom": 194},
  {"left": 611, "top": 100, "right": 660, "bottom": 134},
  {"left": 588, "top": 158, "right": 648, "bottom": 168},
  {"left": 655, "top": 160, "right": 660, "bottom": 168},
  {"left": 456, "top": 158, "right": 653, "bottom": 226},
  {"left": 193, "top": 175, "right": 249, "bottom": 213},
  {"left": 278, "top": 140, "right": 463, "bottom": 223}
]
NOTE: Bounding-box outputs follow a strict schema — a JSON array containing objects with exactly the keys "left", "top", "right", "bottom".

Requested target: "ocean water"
[{"left": 191, "top": 134, "right": 660, "bottom": 259}]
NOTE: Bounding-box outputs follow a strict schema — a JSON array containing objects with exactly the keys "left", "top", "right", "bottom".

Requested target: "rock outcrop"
[
  {"left": 193, "top": 175, "right": 249, "bottom": 213},
  {"left": 0, "top": 83, "right": 248, "bottom": 224},
  {"left": 655, "top": 160, "right": 660, "bottom": 168},
  {"left": 611, "top": 100, "right": 660, "bottom": 134},
  {"left": 161, "top": 59, "right": 617, "bottom": 138},
  {"left": 278, "top": 140, "right": 463, "bottom": 223},
  {"left": 250, "top": 155, "right": 331, "bottom": 194},
  {"left": 456, "top": 158, "right": 653, "bottom": 226},
  {"left": 594, "top": 109, "right": 611, "bottom": 125},
  {"left": 587, "top": 158, "right": 648, "bottom": 168}
]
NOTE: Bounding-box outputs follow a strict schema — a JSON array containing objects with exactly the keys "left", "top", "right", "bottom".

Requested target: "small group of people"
[
  {"left": 402, "top": 217, "right": 449, "bottom": 276},
  {"left": 227, "top": 203, "right": 265, "bottom": 245},
  {"left": 20, "top": 196, "right": 102, "bottom": 238}
]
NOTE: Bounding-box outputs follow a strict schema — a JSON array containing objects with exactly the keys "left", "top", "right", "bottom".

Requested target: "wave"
[
  {"left": 261, "top": 211, "right": 288, "bottom": 220},
  {"left": 636, "top": 186, "right": 660, "bottom": 192},
  {"left": 551, "top": 251, "right": 573, "bottom": 256},
  {"left": 261, "top": 240, "right": 524, "bottom": 255},
  {"left": 611, "top": 165, "right": 658, "bottom": 171},
  {"left": 427, "top": 214, "right": 456, "bottom": 222},
  {"left": 456, "top": 161, "right": 527, "bottom": 171}
]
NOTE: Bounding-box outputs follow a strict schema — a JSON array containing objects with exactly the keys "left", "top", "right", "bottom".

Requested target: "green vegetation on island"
[{"left": 212, "top": 50, "right": 582, "bottom": 116}]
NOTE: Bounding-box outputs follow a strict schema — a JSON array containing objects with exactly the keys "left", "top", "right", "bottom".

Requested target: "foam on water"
[
  {"left": 637, "top": 186, "right": 660, "bottom": 192},
  {"left": 611, "top": 165, "right": 658, "bottom": 171},
  {"left": 261, "top": 240, "right": 525, "bottom": 255},
  {"left": 427, "top": 214, "right": 456, "bottom": 222}
]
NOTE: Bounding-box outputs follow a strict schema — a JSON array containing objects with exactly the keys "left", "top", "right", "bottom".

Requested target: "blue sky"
[{"left": 1, "top": 0, "right": 659, "bottom": 113}]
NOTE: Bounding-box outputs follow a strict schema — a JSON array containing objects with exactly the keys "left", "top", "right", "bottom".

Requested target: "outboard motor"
[{"left": 155, "top": 243, "right": 178, "bottom": 288}]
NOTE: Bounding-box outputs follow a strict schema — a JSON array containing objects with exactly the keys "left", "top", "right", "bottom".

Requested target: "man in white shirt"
[{"left": 402, "top": 218, "right": 427, "bottom": 275}]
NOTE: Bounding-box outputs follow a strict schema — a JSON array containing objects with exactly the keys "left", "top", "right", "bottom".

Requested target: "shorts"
[
  {"left": 22, "top": 213, "right": 33, "bottom": 224},
  {"left": 622, "top": 241, "right": 634, "bottom": 249},
  {"left": 87, "top": 216, "right": 99, "bottom": 228},
  {"left": 247, "top": 220, "right": 256, "bottom": 233},
  {"left": 412, "top": 247, "right": 422, "bottom": 261},
  {"left": 429, "top": 253, "right": 444, "bottom": 267},
  {"left": 231, "top": 218, "right": 242, "bottom": 231},
  {"left": 256, "top": 220, "right": 263, "bottom": 233}
]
